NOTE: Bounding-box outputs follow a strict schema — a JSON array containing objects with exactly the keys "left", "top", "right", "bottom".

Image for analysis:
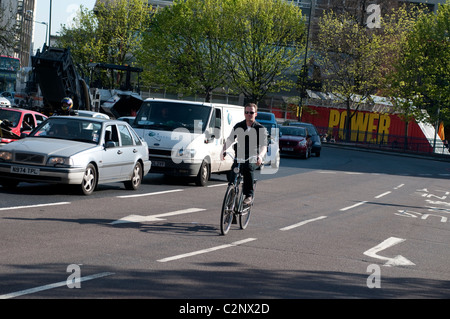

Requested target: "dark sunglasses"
[{"left": 245, "top": 111, "right": 255, "bottom": 115}]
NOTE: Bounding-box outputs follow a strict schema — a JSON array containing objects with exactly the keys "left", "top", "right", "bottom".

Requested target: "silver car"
[{"left": 0, "top": 116, "right": 151, "bottom": 195}]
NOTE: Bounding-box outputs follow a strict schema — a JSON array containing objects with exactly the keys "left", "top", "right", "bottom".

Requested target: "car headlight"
[
  {"left": 47, "top": 156, "right": 73, "bottom": 167},
  {"left": 0, "top": 151, "right": 13, "bottom": 161},
  {"left": 178, "top": 148, "right": 196, "bottom": 158},
  {"left": 298, "top": 140, "right": 306, "bottom": 146}
]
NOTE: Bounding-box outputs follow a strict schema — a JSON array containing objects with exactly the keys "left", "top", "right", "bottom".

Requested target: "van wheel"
[{"left": 195, "top": 160, "right": 210, "bottom": 186}]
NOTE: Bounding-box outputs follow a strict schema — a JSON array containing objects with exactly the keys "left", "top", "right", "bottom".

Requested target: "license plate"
[
  {"left": 152, "top": 161, "right": 165, "bottom": 167},
  {"left": 11, "top": 166, "right": 40, "bottom": 175},
  {"left": 282, "top": 147, "right": 294, "bottom": 152}
]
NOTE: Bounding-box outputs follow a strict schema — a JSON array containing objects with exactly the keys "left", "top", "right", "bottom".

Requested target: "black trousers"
[{"left": 228, "top": 161, "right": 258, "bottom": 197}]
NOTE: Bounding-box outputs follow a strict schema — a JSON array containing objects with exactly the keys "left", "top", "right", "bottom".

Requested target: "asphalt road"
[{"left": 1, "top": 145, "right": 449, "bottom": 302}]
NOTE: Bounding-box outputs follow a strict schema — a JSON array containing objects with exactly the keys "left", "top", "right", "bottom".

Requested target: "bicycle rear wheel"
[{"left": 220, "top": 185, "right": 236, "bottom": 235}]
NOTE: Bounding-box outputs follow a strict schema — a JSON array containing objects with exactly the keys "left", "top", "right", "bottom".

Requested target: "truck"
[
  {"left": 30, "top": 46, "right": 143, "bottom": 117},
  {"left": 133, "top": 98, "right": 245, "bottom": 186}
]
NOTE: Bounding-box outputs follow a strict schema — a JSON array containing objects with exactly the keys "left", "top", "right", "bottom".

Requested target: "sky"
[{"left": 32, "top": 0, "right": 97, "bottom": 53}]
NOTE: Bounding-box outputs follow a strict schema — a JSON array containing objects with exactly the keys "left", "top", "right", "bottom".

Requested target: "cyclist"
[{"left": 221, "top": 103, "right": 268, "bottom": 205}]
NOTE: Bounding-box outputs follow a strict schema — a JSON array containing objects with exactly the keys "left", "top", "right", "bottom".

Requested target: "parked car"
[
  {"left": 255, "top": 111, "right": 280, "bottom": 168},
  {"left": 286, "top": 121, "right": 322, "bottom": 157},
  {"left": 0, "top": 92, "right": 14, "bottom": 105},
  {"left": 0, "top": 96, "right": 11, "bottom": 107},
  {"left": 77, "top": 110, "right": 110, "bottom": 119},
  {"left": 0, "top": 116, "right": 151, "bottom": 195},
  {"left": 279, "top": 126, "right": 312, "bottom": 159},
  {"left": 0, "top": 107, "right": 48, "bottom": 144}
]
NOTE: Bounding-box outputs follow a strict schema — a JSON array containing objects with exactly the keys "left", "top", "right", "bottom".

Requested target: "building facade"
[{"left": 0, "top": 0, "right": 36, "bottom": 67}]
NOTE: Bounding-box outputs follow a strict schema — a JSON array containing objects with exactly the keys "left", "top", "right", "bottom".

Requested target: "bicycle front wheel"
[
  {"left": 220, "top": 185, "right": 236, "bottom": 235},
  {"left": 239, "top": 203, "right": 252, "bottom": 229},
  {"left": 240, "top": 180, "right": 256, "bottom": 230}
]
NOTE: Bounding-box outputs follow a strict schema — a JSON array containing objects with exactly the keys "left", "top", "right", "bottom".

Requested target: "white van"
[{"left": 133, "top": 98, "right": 245, "bottom": 185}]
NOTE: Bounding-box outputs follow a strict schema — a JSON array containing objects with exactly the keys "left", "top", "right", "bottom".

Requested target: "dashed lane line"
[
  {"left": 157, "top": 238, "right": 257, "bottom": 263},
  {"left": 0, "top": 272, "right": 114, "bottom": 299}
]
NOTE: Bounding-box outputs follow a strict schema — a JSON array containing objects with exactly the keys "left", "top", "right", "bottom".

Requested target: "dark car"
[
  {"left": 286, "top": 122, "right": 321, "bottom": 157},
  {"left": 279, "top": 126, "right": 312, "bottom": 159},
  {"left": 255, "top": 111, "right": 280, "bottom": 168}
]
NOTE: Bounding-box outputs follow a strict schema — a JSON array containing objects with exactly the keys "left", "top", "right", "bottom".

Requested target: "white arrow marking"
[
  {"left": 364, "top": 237, "right": 415, "bottom": 267},
  {"left": 110, "top": 208, "right": 206, "bottom": 225}
]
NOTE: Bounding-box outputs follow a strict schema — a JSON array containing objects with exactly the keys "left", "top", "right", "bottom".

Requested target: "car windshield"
[
  {"left": 134, "top": 101, "right": 211, "bottom": 133},
  {"left": 30, "top": 117, "right": 102, "bottom": 144},
  {"left": 0, "top": 109, "right": 21, "bottom": 128},
  {"left": 291, "top": 123, "right": 317, "bottom": 135},
  {"left": 281, "top": 127, "right": 307, "bottom": 137}
]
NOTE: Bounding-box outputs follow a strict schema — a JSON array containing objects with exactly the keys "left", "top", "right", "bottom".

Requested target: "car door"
[
  {"left": 117, "top": 124, "right": 138, "bottom": 177},
  {"left": 100, "top": 124, "right": 124, "bottom": 181}
]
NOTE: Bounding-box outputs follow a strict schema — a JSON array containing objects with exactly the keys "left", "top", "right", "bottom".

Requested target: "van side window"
[{"left": 209, "top": 108, "right": 222, "bottom": 138}]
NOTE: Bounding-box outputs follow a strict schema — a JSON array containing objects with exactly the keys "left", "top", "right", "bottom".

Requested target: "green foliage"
[
  {"left": 58, "top": 0, "right": 153, "bottom": 85},
  {"left": 137, "top": 0, "right": 306, "bottom": 103},
  {"left": 315, "top": 4, "right": 424, "bottom": 140},
  {"left": 224, "top": 0, "right": 306, "bottom": 104},
  {"left": 137, "top": 0, "right": 229, "bottom": 101},
  {"left": 389, "top": 1, "right": 450, "bottom": 126}
]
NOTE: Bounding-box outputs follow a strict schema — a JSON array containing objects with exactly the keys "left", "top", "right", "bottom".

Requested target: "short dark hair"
[{"left": 245, "top": 103, "right": 258, "bottom": 112}]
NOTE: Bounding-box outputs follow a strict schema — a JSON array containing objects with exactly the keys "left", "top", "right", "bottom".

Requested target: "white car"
[
  {"left": 0, "top": 97, "right": 11, "bottom": 107},
  {"left": 0, "top": 116, "right": 151, "bottom": 195},
  {"left": 77, "top": 110, "right": 110, "bottom": 119}
]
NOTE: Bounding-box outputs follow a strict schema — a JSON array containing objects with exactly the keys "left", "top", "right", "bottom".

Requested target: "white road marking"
[
  {"left": 110, "top": 208, "right": 206, "bottom": 225},
  {"left": 157, "top": 238, "right": 257, "bottom": 263},
  {"left": 207, "top": 183, "right": 229, "bottom": 188},
  {"left": 280, "top": 216, "right": 327, "bottom": 231},
  {"left": 340, "top": 201, "right": 368, "bottom": 211},
  {"left": 116, "top": 189, "right": 183, "bottom": 199},
  {"left": 0, "top": 202, "right": 71, "bottom": 211},
  {"left": 363, "top": 237, "right": 415, "bottom": 267},
  {"left": 0, "top": 272, "right": 114, "bottom": 299},
  {"left": 375, "top": 191, "right": 391, "bottom": 199},
  {"left": 394, "top": 184, "right": 405, "bottom": 189}
]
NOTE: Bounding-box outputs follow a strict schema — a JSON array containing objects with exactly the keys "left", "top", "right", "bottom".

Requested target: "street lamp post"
[
  {"left": 35, "top": 21, "right": 49, "bottom": 48},
  {"left": 298, "top": 0, "right": 313, "bottom": 121},
  {"left": 48, "top": 0, "right": 52, "bottom": 46}
]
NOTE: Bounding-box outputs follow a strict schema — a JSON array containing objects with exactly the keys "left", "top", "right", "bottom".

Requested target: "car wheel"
[
  {"left": 80, "top": 163, "right": 97, "bottom": 195},
  {"left": 125, "top": 162, "right": 143, "bottom": 190},
  {"left": 195, "top": 160, "right": 210, "bottom": 186}
]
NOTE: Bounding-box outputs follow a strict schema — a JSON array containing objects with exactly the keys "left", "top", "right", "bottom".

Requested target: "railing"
[{"left": 316, "top": 126, "right": 450, "bottom": 157}]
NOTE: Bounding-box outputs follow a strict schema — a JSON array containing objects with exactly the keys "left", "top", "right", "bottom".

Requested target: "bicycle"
[{"left": 220, "top": 153, "right": 258, "bottom": 235}]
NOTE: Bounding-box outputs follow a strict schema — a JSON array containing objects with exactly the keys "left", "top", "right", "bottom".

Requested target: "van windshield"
[{"left": 134, "top": 101, "right": 211, "bottom": 133}]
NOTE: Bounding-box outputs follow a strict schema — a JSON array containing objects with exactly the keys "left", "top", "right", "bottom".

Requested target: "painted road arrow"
[
  {"left": 110, "top": 208, "right": 206, "bottom": 225},
  {"left": 364, "top": 237, "right": 415, "bottom": 267}
]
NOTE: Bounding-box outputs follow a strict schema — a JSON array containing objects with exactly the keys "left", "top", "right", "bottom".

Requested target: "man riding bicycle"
[{"left": 221, "top": 103, "right": 268, "bottom": 205}]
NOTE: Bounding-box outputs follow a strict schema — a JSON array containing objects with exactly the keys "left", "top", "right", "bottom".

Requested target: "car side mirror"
[{"left": 105, "top": 141, "right": 116, "bottom": 148}]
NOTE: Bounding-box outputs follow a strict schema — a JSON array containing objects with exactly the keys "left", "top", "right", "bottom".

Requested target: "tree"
[
  {"left": 0, "top": 3, "right": 17, "bottom": 55},
  {"left": 138, "top": 0, "right": 306, "bottom": 104},
  {"left": 389, "top": 1, "right": 450, "bottom": 128},
  {"left": 224, "top": 0, "right": 306, "bottom": 104},
  {"left": 314, "top": 1, "right": 420, "bottom": 142},
  {"left": 58, "top": 0, "right": 153, "bottom": 86},
  {"left": 137, "top": 0, "right": 229, "bottom": 102}
]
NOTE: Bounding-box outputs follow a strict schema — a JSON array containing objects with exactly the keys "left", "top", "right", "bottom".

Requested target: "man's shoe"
[{"left": 243, "top": 196, "right": 253, "bottom": 205}]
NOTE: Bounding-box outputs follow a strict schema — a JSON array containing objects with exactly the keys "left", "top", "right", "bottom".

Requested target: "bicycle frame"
[{"left": 220, "top": 153, "right": 256, "bottom": 235}]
